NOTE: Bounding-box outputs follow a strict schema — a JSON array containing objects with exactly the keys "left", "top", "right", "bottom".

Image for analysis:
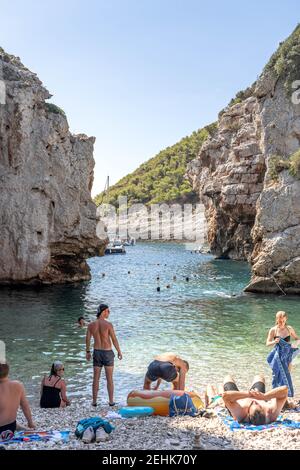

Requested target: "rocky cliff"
[
  {"left": 188, "top": 25, "right": 300, "bottom": 294},
  {"left": 0, "top": 49, "right": 106, "bottom": 285}
]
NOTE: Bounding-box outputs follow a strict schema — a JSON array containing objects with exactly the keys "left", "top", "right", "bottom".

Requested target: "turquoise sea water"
[{"left": 0, "top": 242, "right": 299, "bottom": 405}]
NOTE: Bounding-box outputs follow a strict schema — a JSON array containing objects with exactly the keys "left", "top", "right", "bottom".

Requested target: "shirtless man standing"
[
  {"left": 0, "top": 362, "right": 35, "bottom": 435},
  {"left": 86, "top": 304, "right": 122, "bottom": 407},
  {"left": 222, "top": 374, "right": 288, "bottom": 425},
  {"left": 144, "top": 353, "right": 189, "bottom": 391}
]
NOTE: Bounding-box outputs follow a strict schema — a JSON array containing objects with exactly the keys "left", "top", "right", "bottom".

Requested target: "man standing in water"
[
  {"left": 144, "top": 353, "right": 189, "bottom": 390},
  {"left": 0, "top": 362, "right": 35, "bottom": 434},
  {"left": 86, "top": 304, "right": 122, "bottom": 407}
]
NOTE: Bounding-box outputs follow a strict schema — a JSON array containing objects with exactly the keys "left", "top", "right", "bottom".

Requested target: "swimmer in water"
[{"left": 78, "top": 317, "right": 86, "bottom": 328}]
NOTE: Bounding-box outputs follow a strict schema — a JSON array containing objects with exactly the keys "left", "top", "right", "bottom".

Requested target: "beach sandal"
[{"left": 109, "top": 402, "right": 116, "bottom": 407}]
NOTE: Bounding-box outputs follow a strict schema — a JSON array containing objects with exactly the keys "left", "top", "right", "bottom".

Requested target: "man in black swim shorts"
[
  {"left": 222, "top": 374, "right": 288, "bottom": 425},
  {"left": 86, "top": 304, "right": 122, "bottom": 407},
  {"left": 143, "top": 353, "right": 189, "bottom": 390}
]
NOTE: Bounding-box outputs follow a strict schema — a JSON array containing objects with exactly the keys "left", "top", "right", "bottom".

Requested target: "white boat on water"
[
  {"left": 105, "top": 240, "right": 126, "bottom": 255},
  {"left": 122, "top": 237, "right": 136, "bottom": 246}
]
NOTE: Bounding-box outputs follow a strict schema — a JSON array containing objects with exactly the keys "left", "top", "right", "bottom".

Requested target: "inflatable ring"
[{"left": 127, "top": 389, "right": 204, "bottom": 416}]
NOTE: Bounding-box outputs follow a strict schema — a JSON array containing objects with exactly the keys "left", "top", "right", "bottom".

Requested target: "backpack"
[{"left": 169, "top": 393, "right": 198, "bottom": 417}]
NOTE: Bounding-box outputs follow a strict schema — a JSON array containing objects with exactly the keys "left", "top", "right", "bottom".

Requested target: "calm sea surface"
[{"left": 0, "top": 242, "right": 299, "bottom": 404}]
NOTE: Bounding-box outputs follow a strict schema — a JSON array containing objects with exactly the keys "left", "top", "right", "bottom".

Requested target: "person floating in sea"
[
  {"left": 78, "top": 317, "right": 87, "bottom": 328},
  {"left": 143, "top": 353, "right": 189, "bottom": 391},
  {"left": 222, "top": 374, "right": 288, "bottom": 425},
  {"left": 266, "top": 311, "right": 300, "bottom": 397},
  {"left": 86, "top": 304, "right": 123, "bottom": 407},
  {"left": 40, "top": 361, "right": 71, "bottom": 408},
  {"left": 0, "top": 362, "right": 35, "bottom": 434}
]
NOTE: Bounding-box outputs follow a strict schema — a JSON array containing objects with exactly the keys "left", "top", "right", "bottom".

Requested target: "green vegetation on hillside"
[
  {"left": 219, "top": 24, "right": 300, "bottom": 116},
  {"left": 45, "top": 102, "right": 66, "bottom": 117},
  {"left": 264, "top": 23, "right": 300, "bottom": 94},
  {"left": 94, "top": 123, "right": 217, "bottom": 208}
]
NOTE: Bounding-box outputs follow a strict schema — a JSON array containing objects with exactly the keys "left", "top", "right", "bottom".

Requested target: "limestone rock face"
[
  {"left": 187, "top": 26, "right": 300, "bottom": 293},
  {"left": 245, "top": 78, "right": 300, "bottom": 294},
  {"left": 0, "top": 49, "right": 106, "bottom": 285},
  {"left": 188, "top": 96, "right": 265, "bottom": 261}
]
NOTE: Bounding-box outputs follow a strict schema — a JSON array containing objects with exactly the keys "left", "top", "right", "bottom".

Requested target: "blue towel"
[
  {"left": 267, "top": 339, "right": 299, "bottom": 397},
  {"left": 218, "top": 410, "right": 300, "bottom": 432},
  {"left": 1, "top": 430, "right": 70, "bottom": 445},
  {"left": 75, "top": 417, "right": 114, "bottom": 438}
]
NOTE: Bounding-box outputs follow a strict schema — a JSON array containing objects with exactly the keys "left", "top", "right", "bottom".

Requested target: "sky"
[{"left": 0, "top": 0, "right": 299, "bottom": 196}]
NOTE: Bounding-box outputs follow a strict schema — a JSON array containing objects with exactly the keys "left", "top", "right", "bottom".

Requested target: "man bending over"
[{"left": 144, "top": 353, "right": 189, "bottom": 391}]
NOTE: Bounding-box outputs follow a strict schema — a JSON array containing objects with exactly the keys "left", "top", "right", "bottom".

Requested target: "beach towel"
[
  {"left": 75, "top": 417, "right": 114, "bottom": 439},
  {"left": 218, "top": 410, "right": 300, "bottom": 432},
  {"left": 0, "top": 430, "right": 70, "bottom": 445},
  {"left": 267, "top": 338, "right": 300, "bottom": 397}
]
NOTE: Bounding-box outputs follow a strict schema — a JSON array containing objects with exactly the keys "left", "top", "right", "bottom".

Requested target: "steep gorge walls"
[
  {"left": 188, "top": 25, "right": 300, "bottom": 294},
  {"left": 0, "top": 49, "right": 106, "bottom": 285}
]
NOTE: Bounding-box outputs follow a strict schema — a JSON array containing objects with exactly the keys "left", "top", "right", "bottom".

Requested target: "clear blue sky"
[{"left": 1, "top": 0, "right": 299, "bottom": 195}]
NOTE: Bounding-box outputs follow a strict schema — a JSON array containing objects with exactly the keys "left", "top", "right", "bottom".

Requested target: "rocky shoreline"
[{"left": 4, "top": 398, "right": 300, "bottom": 450}]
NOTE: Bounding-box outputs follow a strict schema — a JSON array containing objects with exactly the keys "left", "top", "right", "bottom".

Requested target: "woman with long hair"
[
  {"left": 266, "top": 311, "right": 299, "bottom": 352},
  {"left": 266, "top": 311, "right": 300, "bottom": 397},
  {"left": 40, "top": 361, "right": 71, "bottom": 408}
]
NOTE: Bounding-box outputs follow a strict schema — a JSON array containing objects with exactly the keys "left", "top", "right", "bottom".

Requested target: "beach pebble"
[
  {"left": 170, "top": 440, "right": 180, "bottom": 446},
  {"left": 12, "top": 403, "right": 300, "bottom": 450}
]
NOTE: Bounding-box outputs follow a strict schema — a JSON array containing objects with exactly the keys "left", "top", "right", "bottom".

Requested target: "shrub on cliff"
[
  {"left": 45, "top": 102, "right": 66, "bottom": 117},
  {"left": 269, "top": 155, "right": 290, "bottom": 181},
  {"left": 269, "top": 151, "right": 300, "bottom": 181},
  {"left": 264, "top": 24, "right": 300, "bottom": 95},
  {"left": 289, "top": 149, "right": 300, "bottom": 178}
]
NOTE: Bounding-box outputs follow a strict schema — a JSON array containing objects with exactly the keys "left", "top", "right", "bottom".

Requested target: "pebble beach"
[{"left": 4, "top": 397, "right": 300, "bottom": 451}]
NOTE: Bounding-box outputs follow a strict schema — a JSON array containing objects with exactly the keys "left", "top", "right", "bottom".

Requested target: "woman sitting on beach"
[
  {"left": 266, "top": 311, "right": 299, "bottom": 369},
  {"left": 40, "top": 361, "right": 71, "bottom": 408}
]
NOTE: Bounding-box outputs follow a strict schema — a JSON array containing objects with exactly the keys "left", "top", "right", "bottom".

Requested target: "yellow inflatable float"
[{"left": 127, "top": 389, "right": 204, "bottom": 416}]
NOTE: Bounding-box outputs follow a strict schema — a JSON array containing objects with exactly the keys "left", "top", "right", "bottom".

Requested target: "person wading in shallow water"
[
  {"left": 86, "top": 304, "right": 123, "bottom": 407},
  {"left": 0, "top": 362, "right": 35, "bottom": 434},
  {"left": 77, "top": 317, "right": 87, "bottom": 328},
  {"left": 143, "top": 353, "right": 189, "bottom": 390}
]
